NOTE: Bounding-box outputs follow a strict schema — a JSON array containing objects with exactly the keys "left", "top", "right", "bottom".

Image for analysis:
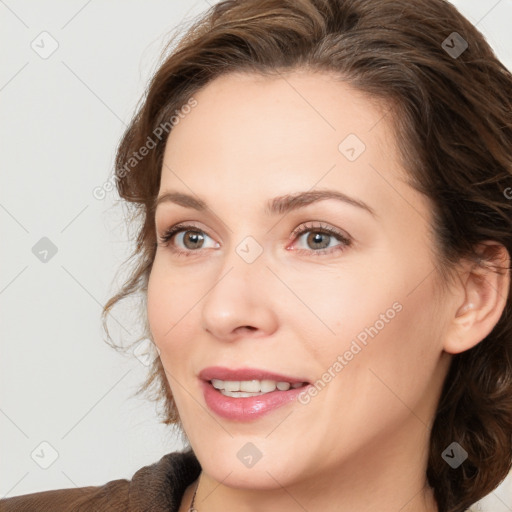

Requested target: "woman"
[{"left": 1, "top": 0, "right": 511, "bottom": 511}]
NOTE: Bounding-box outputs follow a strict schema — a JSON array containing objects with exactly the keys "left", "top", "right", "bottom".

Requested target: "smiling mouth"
[{"left": 201, "top": 372, "right": 312, "bottom": 421}]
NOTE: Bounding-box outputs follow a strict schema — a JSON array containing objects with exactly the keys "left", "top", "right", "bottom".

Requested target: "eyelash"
[{"left": 157, "top": 222, "right": 352, "bottom": 257}]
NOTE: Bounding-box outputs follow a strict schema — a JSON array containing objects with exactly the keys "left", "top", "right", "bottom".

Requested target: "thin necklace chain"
[{"left": 188, "top": 474, "right": 200, "bottom": 512}]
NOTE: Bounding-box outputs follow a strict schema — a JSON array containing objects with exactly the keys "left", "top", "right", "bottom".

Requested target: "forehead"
[
  {"left": 159, "top": 70, "right": 414, "bottom": 217},
  {"left": 165, "top": 70, "right": 394, "bottom": 161}
]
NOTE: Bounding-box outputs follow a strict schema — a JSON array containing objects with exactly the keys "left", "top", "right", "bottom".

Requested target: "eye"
[
  {"left": 157, "top": 223, "right": 219, "bottom": 256},
  {"left": 289, "top": 222, "right": 352, "bottom": 256},
  {"left": 157, "top": 221, "right": 352, "bottom": 257}
]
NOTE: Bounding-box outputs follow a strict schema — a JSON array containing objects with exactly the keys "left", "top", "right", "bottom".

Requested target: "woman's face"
[{"left": 147, "top": 71, "right": 455, "bottom": 492}]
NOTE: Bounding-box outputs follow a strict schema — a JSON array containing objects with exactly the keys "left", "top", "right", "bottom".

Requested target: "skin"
[{"left": 146, "top": 70, "right": 510, "bottom": 512}]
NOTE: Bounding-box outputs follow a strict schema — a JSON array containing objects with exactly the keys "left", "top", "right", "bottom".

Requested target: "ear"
[{"left": 443, "top": 241, "right": 510, "bottom": 355}]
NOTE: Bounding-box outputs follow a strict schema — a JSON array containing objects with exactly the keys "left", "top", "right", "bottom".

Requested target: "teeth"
[
  {"left": 224, "top": 381, "right": 240, "bottom": 392},
  {"left": 210, "top": 379, "right": 305, "bottom": 394},
  {"left": 220, "top": 390, "right": 266, "bottom": 397}
]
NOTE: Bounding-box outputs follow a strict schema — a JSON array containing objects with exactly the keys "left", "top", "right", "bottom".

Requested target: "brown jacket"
[{"left": 0, "top": 449, "right": 201, "bottom": 512}]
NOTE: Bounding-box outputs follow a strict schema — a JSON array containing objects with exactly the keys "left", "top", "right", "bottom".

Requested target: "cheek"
[
  {"left": 313, "top": 251, "right": 445, "bottom": 396},
  {"left": 147, "top": 260, "right": 187, "bottom": 347},
  {"left": 346, "top": 274, "right": 446, "bottom": 407},
  {"left": 146, "top": 256, "right": 211, "bottom": 358},
  {"left": 284, "top": 267, "right": 394, "bottom": 351}
]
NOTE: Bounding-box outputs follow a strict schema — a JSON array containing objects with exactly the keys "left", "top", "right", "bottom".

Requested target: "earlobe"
[{"left": 443, "top": 242, "right": 510, "bottom": 355}]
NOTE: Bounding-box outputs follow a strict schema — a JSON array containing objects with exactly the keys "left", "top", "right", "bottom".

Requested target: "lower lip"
[{"left": 201, "top": 380, "right": 310, "bottom": 421}]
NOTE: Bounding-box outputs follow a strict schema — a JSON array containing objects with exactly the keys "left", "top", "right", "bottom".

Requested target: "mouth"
[{"left": 199, "top": 366, "right": 312, "bottom": 421}]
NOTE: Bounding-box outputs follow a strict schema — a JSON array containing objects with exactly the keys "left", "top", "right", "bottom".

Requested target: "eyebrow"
[{"left": 153, "top": 189, "right": 376, "bottom": 217}]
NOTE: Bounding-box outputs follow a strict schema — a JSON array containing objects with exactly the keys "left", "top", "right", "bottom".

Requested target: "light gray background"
[{"left": 1, "top": 0, "right": 511, "bottom": 509}]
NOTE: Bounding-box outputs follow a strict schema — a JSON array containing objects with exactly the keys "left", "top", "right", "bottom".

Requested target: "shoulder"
[
  {"left": 0, "top": 478, "right": 129, "bottom": 512},
  {"left": 0, "top": 448, "right": 201, "bottom": 512}
]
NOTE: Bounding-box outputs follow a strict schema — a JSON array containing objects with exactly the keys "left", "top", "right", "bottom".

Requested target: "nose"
[{"left": 200, "top": 247, "right": 279, "bottom": 342}]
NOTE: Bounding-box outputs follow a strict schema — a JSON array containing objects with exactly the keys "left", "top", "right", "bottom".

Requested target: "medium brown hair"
[{"left": 102, "top": 1, "right": 512, "bottom": 510}]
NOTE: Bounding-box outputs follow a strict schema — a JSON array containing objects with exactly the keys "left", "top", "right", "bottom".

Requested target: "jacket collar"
[{"left": 128, "top": 448, "right": 201, "bottom": 511}]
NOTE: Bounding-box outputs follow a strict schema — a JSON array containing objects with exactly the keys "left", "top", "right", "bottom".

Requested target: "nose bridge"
[
  {"left": 200, "top": 233, "right": 277, "bottom": 338},
  {"left": 215, "top": 229, "right": 269, "bottom": 293}
]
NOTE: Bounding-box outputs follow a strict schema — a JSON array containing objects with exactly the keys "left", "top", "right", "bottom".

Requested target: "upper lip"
[{"left": 199, "top": 366, "right": 309, "bottom": 384}]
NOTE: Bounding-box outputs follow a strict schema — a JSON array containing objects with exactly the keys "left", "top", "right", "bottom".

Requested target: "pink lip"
[{"left": 199, "top": 366, "right": 311, "bottom": 422}]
